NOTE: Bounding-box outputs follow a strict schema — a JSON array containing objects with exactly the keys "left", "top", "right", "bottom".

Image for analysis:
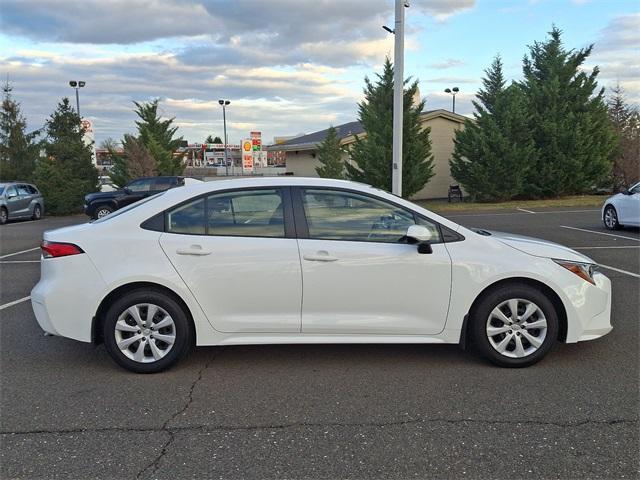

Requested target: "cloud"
[
  {"left": 414, "top": 0, "right": 475, "bottom": 21},
  {"left": 590, "top": 13, "right": 640, "bottom": 103},
  {"left": 427, "top": 58, "right": 465, "bottom": 69}
]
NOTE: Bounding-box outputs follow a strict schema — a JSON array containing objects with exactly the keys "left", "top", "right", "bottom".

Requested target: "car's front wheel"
[
  {"left": 103, "top": 290, "right": 193, "bottom": 373},
  {"left": 603, "top": 205, "right": 620, "bottom": 230},
  {"left": 0, "top": 207, "right": 7, "bottom": 225},
  {"left": 471, "top": 284, "right": 559, "bottom": 367},
  {"left": 94, "top": 205, "right": 114, "bottom": 219}
]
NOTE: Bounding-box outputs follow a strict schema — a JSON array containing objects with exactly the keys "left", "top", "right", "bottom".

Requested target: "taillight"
[{"left": 41, "top": 241, "right": 84, "bottom": 258}]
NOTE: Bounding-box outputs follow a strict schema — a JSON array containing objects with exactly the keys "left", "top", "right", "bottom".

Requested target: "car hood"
[
  {"left": 85, "top": 190, "right": 124, "bottom": 201},
  {"left": 475, "top": 229, "right": 595, "bottom": 264}
]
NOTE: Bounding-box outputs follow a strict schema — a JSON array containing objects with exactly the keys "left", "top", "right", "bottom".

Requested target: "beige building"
[{"left": 269, "top": 109, "right": 467, "bottom": 199}]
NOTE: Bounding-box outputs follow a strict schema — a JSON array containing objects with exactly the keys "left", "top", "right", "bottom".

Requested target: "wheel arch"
[
  {"left": 92, "top": 281, "right": 196, "bottom": 345},
  {"left": 460, "top": 277, "right": 568, "bottom": 346}
]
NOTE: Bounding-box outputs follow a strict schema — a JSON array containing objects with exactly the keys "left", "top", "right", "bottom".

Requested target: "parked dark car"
[
  {"left": 0, "top": 181, "right": 44, "bottom": 224},
  {"left": 84, "top": 176, "right": 186, "bottom": 219}
]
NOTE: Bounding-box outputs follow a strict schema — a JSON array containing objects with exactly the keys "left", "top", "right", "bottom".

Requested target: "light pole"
[
  {"left": 69, "top": 81, "right": 86, "bottom": 117},
  {"left": 218, "top": 99, "right": 231, "bottom": 175},
  {"left": 383, "top": 0, "right": 409, "bottom": 197},
  {"left": 444, "top": 87, "right": 459, "bottom": 113}
]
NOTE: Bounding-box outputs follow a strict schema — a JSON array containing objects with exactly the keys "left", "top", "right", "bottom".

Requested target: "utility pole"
[
  {"left": 391, "top": 0, "right": 407, "bottom": 197},
  {"left": 218, "top": 99, "right": 231, "bottom": 175},
  {"left": 69, "top": 81, "right": 86, "bottom": 117}
]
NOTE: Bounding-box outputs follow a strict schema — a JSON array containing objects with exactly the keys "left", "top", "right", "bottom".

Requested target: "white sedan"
[
  {"left": 31, "top": 178, "right": 612, "bottom": 373},
  {"left": 602, "top": 182, "right": 640, "bottom": 230}
]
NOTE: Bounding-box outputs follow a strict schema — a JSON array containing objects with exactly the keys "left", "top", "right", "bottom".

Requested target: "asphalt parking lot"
[{"left": 1, "top": 207, "right": 638, "bottom": 479}]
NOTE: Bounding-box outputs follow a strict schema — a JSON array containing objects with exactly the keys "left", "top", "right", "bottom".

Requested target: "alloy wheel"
[
  {"left": 96, "top": 208, "right": 112, "bottom": 218},
  {"left": 486, "top": 298, "right": 548, "bottom": 358},
  {"left": 114, "top": 303, "right": 176, "bottom": 363},
  {"left": 604, "top": 207, "right": 617, "bottom": 229},
  {"left": 0, "top": 209, "right": 7, "bottom": 224}
]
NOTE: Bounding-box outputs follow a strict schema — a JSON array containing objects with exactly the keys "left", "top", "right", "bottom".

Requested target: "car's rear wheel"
[
  {"left": 94, "top": 205, "right": 113, "bottom": 219},
  {"left": 103, "top": 290, "right": 193, "bottom": 373},
  {"left": 471, "top": 284, "right": 559, "bottom": 367},
  {"left": 0, "top": 207, "right": 7, "bottom": 225},
  {"left": 603, "top": 205, "right": 620, "bottom": 230},
  {"left": 31, "top": 204, "right": 42, "bottom": 220}
]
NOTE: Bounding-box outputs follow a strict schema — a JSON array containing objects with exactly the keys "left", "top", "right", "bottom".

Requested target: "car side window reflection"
[
  {"left": 127, "top": 179, "right": 152, "bottom": 192},
  {"left": 167, "top": 198, "right": 205, "bottom": 235},
  {"left": 301, "top": 188, "right": 440, "bottom": 243},
  {"left": 207, "top": 189, "right": 285, "bottom": 238}
]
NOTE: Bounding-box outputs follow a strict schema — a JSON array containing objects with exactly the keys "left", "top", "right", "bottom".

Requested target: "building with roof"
[{"left": 269, "top": 109, "right": 467, "bottom": 199}]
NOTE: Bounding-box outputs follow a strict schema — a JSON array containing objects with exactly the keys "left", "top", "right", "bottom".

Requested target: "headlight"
[{"left": 553, "top": 259, "right": 597, "bottom": 285}]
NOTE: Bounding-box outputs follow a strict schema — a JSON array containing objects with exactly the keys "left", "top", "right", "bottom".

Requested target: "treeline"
[
  {"left": 0, "top": 88, "right": 189, "bottom": 214},
  {"left": 450, "top": 27, "right": 638, "bottom": 201}
]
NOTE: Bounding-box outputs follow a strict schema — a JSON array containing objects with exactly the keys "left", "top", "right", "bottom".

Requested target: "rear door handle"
[
  {"left": 176, "top": 245, "right": 211, "bottom": 256},
  {"left": 303, "top": 251, "right": 338, "bottom": 262}
]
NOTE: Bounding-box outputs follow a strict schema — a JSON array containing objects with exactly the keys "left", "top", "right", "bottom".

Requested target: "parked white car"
[
  {"left": 32, "top": 178, "right": 612, "bottom": 373},
  {"left": 602, "top": 182, "right": 640, "bottom": 230}
]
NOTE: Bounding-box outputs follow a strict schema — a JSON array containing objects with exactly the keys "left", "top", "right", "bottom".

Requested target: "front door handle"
[
  {"left": 176, "top": 245, "right": 211, "bottom": 256},
  {"left": 303, "top": 251, "right": 338, "bottom": 262}
]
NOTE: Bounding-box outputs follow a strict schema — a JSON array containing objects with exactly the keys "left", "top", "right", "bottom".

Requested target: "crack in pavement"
[
  {"left": 133, "top": 347, "right": 226, "bottom": 480},
  {"left": 2, "top": 417, "right": 636, "bottom": 438}
]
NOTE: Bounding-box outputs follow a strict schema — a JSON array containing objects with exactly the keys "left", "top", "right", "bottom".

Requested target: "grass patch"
[{"left": 414, "top": 195, "right": 607, "bottom": 213}]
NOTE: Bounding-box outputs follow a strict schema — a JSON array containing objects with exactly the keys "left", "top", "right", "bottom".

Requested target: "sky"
[{"left": 0, "top": 0, "right": 638, "bottom": 146}]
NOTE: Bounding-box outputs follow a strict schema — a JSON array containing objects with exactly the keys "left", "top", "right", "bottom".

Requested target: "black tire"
[
  {"left": 103, "top": 289, "right": 193, "bottom": 373},
  {"left": 470, "top": 283, "right": 559, "bottom": 368},
  {"left": 603, "top": 205, "right": 620, "bottom": 230},
  {"left": 93, "top": 205, "right": 114, "bottom": 219},
  {"left": 31, "top": 204, "right": 42, "bottom": 220},
  {"left": 0, "top": 207, "right": 7, "bottom": 225}
]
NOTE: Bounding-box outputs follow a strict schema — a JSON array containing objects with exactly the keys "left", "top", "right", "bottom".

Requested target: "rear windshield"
[{"left": 92, "top": 192, "right": 165, "bottom": 223}]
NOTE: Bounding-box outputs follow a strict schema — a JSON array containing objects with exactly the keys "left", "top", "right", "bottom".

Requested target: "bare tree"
[
  {"left": 123, "top": 134, "right": 157, "bottom": 178},
  {"left": 608, "top": 85, "right": 640, "bottom": 189}
]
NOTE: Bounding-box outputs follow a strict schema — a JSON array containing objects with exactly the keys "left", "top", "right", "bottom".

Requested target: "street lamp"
[
  {"left": 218, "top": 99, "right": 231, "bottom": 175},
  {"left": 444, "top": 87, "right": 459, "bottom": 113},
  {"left": 69, "top": 80, "right": 86, "bottom": 117},
  {"left": 382, "top": 0, "right": 410, "bottom": 197}
]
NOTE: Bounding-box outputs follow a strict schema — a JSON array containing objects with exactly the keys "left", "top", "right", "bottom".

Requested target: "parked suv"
[
  {"left": 0, "top": 182, "right": 44, "bottom": 225},
  {"left": 84, "top": 176, "right": 186, "bottom": 219}
]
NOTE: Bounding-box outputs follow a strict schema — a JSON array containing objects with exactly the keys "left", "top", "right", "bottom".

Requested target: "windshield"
[
  {"left": 92, "top": 192, "right": 165, "bottom": 223},
  {"left": 0, "top": 186, "right": 4, "bottom": 195}
]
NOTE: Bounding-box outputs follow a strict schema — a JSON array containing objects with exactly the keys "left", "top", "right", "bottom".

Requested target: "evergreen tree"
[
  {"left": 315, "top": 126, "right": 345, "bottom": 178},
  {"left": 520, "top": 26, "right": 615, "bottom": 196},
  {"left": 133, "top": 99, "right": 184, "bottom": 175},
  {"left": 33, "top": 98, "right": 98, "bottom": 214},
  {"left": 104, "top": 138, "right": 129, "bottom": 187},
  {"left": 607, "top": 85, "right": 640, "bottom": 189},
  {"left": 345, "top": 57, "right": 434, "bottom": 198},
  {"left": 450, "top": 56, "right": 536, "bottom": 201},
  {"left": 0, "top": 82, "right": 39, "bottom": 180}
]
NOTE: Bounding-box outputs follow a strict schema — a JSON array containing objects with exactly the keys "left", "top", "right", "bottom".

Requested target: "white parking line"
[
  {"left": 447, "top": 209, "right": 600, "bottom": 218},
  {"left": 599, "top": 264, "right": 640, "bottom": 279},
  {"left": 517, "top": 207, "right": 536, "bottom": 214},
  {"left": 572, "top": 246, "right": 640, "bottom": 250},
  {"left": 0, "top": 260, "right": 41, "bottom": 264},
  {"left": 0, "top": 296, "right": 31, "bottom": 311},
  {"left": 560, "top": 226, "right": 640, "bottom": 242},
  {"left": 0, "top": 247, "right": 40, "bottom": 260}
]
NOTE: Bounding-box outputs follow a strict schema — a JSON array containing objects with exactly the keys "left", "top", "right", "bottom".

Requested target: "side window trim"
[
  {"left": 161, "top": 186, "right": 296, "bottom": 239},
  {"left": 291, "top": 186, "right": 452, "bottom": 245}
]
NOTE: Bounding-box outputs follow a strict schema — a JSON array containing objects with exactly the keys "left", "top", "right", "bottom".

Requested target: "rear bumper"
[{"left": 31, "top": 255, "right": 106, "bottom": 343}]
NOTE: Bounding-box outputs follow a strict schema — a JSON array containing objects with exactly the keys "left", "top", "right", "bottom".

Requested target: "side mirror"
[
  {"left": 123, "top": 187, "right": 131, "bottom": 194},
  {"left": 405, "top": 225, "right": 435, "bottom": 254},
  {"left": 7, "top": 193, "right": 16, "bottom": 199},
  {"left": 406, "top": 225, "right": 435, "bottom": 243}
]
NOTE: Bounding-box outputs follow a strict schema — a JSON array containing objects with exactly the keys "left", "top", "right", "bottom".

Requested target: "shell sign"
[{"left": 241, "top": 139, "right": 254, "bottom": 172}]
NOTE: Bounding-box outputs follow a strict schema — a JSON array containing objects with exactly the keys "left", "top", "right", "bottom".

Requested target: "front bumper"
[{"left": 565, "top": 271, "right": 613, "bottom": 343}]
